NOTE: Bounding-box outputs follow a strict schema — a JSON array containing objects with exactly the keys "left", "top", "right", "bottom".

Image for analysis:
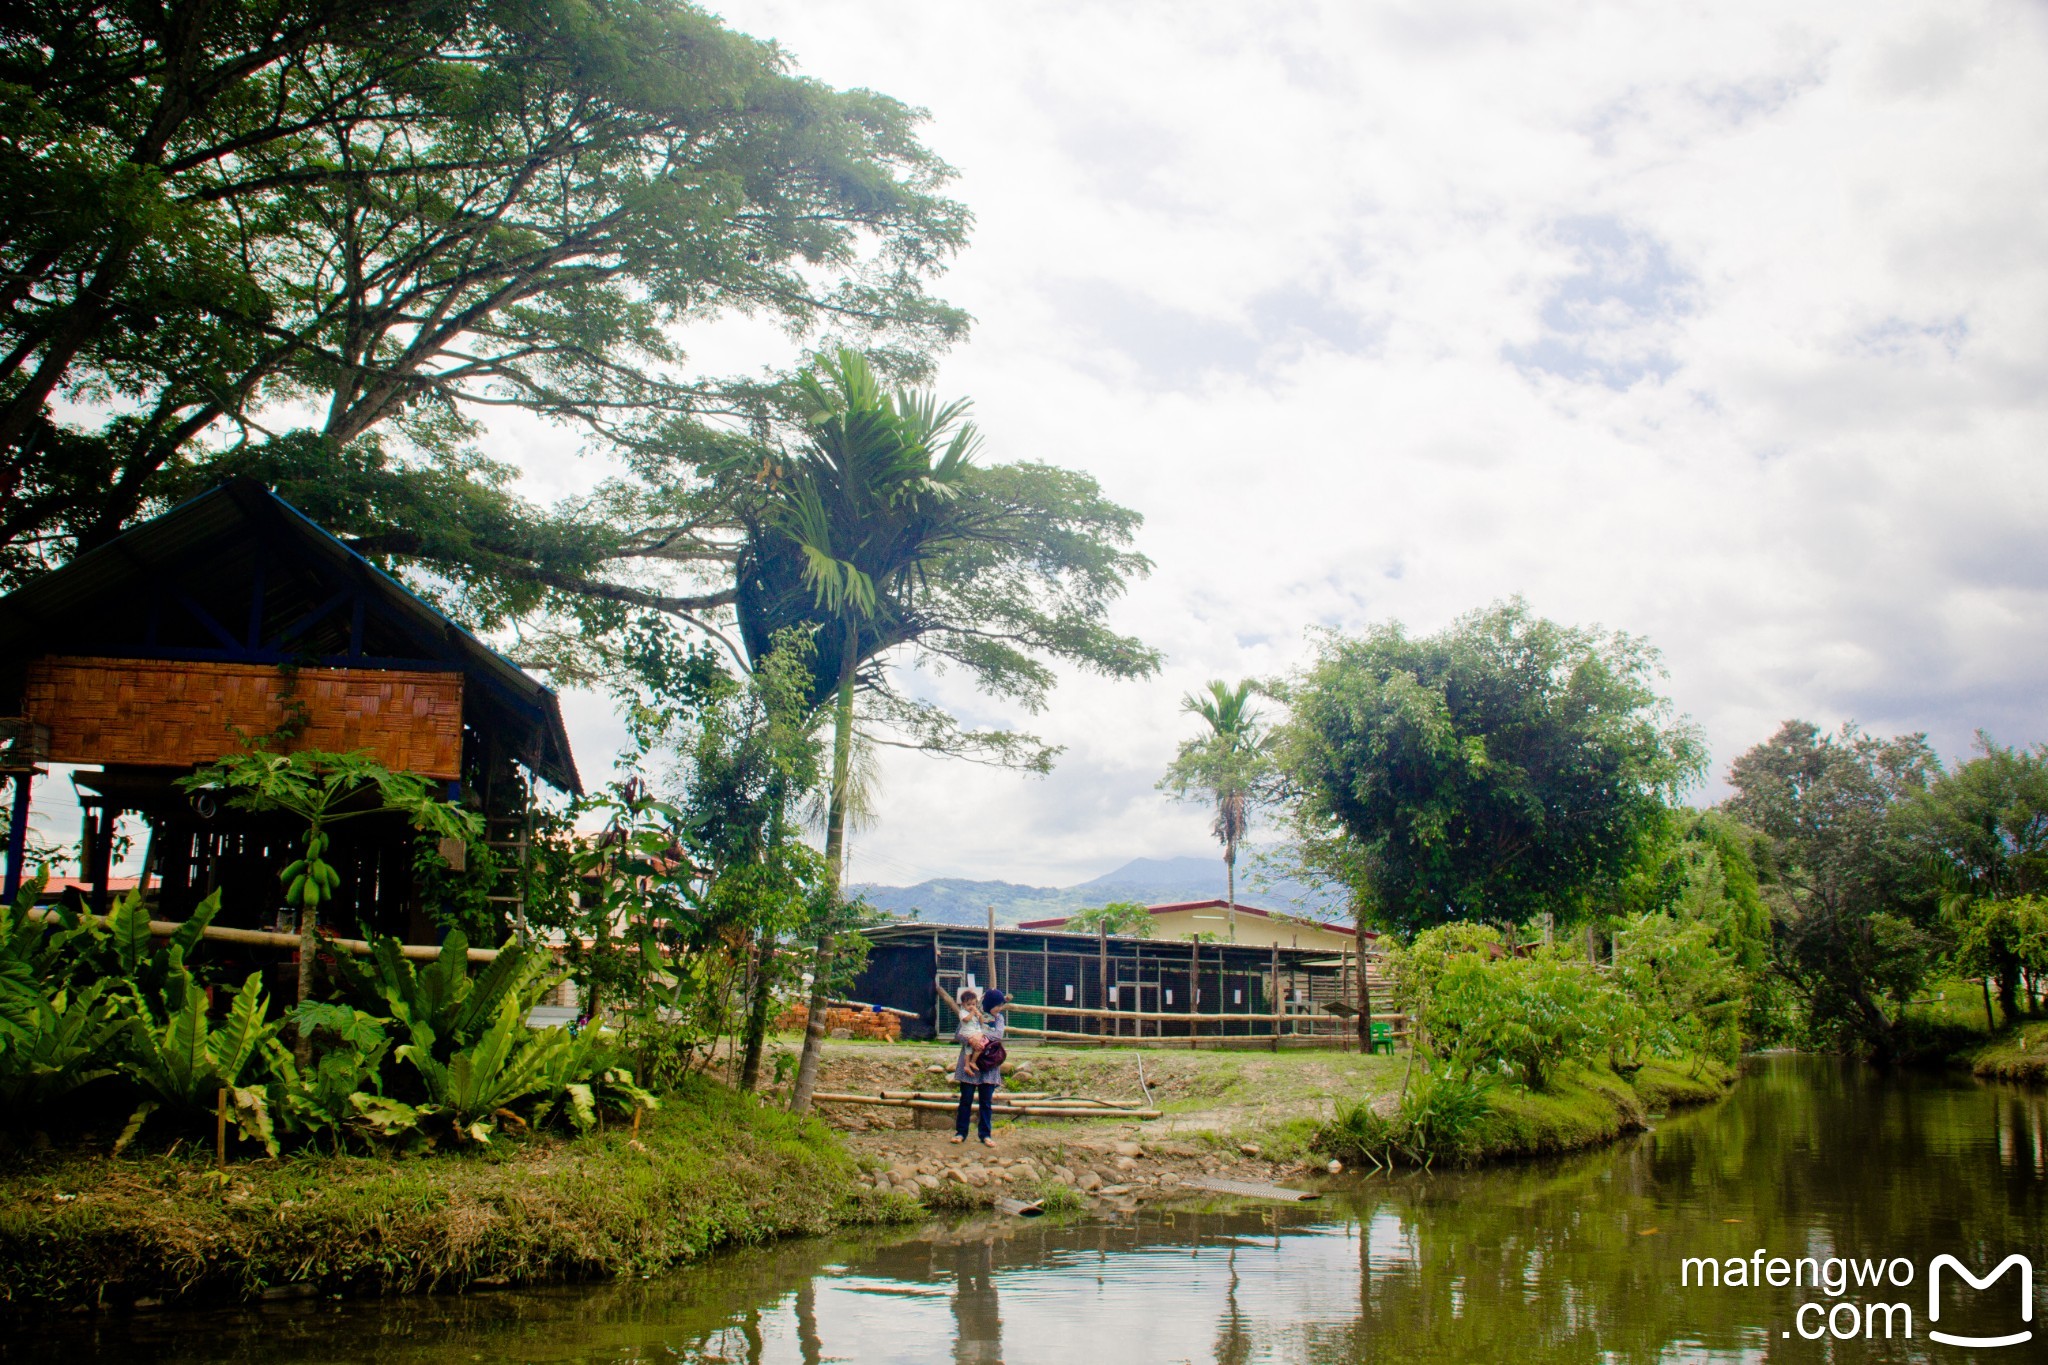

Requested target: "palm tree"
[
  {"left": 736, "top": 349, "right": 980, "bottom": 1109},
  {"left": 1161, "top": 679, "right": 1270, "bottom": 942}
]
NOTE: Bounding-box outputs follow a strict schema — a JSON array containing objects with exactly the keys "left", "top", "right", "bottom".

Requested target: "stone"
[
  {"left": 1115, "top": 1156, "right": 1138, "bottom": 1172},
  {"left": 963, "top": 1167, "right": 989, "bottom": 1188},
  {"left": 916, "top": 1173, "right": 940, "bottom": 1190},
  {"left": 1052, "top": 1165, "right": 1075, "bottom": 1184},
  {"left": 1099, "top": 1184, "right": 1133, "bottom": 1196},
  {"left": 1078, "top": 1171, "right": 1103, "bottom": 1192},
  {"left": 945, "top": 1168, "right": 967, "bottom": 1184},
  {"left": 927, "top": 1064, "right": 949, "bottom": 1075},
  {"left": 829, "top": 1027, "right": 853, "bottom": 1040},
  {"left": 1000, "top": 1059, "right": 1017, "bottom": 1075},
  {"left": 889, "top": 1164, "right": 917, "bottom": 1182},
  {"left": 1239, "top": 1143, "right": 1262, "bottom": 1158},
  {"left": 1014, "top": 1162, "right": 1041, "bottom": 1183},
  {"left": 1113, "top": 1141, "right": 1144, "bottom": 1158},
  {"left": 1326, "top": 1159, "right": 1344, "bottom": 1175}
]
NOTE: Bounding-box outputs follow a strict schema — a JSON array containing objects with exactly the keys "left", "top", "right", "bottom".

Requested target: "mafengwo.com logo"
[{"left": 1680, "top": 1250, "right": 2034, "bottom": 1346}]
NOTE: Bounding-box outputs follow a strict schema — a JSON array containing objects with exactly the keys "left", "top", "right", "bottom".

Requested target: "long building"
[{"left": 849, "top": 920, "right": 1382, "bottom": 1045}]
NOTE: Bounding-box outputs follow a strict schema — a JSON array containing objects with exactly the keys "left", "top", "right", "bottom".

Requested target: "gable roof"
[
  {"left": 1016, "top": 899, "right": 1370, "bottom": 939},
  {"left": 0, "top": 480, "right": 580, "bottom": 793}
]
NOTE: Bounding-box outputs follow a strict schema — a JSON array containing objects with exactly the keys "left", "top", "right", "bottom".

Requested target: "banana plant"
[
  {"left": 118, "top": 969, "right": 281, "bottom": 1156},
  {"left": 396, "top": 994, "right": 571, "bottom": 1144}
]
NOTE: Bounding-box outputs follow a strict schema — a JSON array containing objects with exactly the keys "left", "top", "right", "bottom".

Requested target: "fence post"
[
  {"left": 1098, "top": 923, "right": 1110, "bottom": 1046},
  {"left": 1269, "top": 941, "right": 1280, "bottom": 1052}
]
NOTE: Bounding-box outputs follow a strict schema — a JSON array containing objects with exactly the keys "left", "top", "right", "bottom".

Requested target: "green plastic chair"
[{"left": 1369, "top": 1021, "right": 1396, "bottom": 1055}]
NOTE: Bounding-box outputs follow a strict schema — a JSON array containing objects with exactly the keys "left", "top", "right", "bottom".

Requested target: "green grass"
[
  {"left": 1319, "top": 1056, "right": 1735, "bottom": 1168},
  {"left": 0, "top": 1076, "right": 866, "bottom": 1316},
  {"left": 1968, "top": 1019, "right": 2048, "bottom": 1084}
]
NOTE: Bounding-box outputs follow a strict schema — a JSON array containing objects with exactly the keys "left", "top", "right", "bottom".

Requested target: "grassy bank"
[
  {"left": 1320, "top": 1057, "right": 1735, "bottom": 1168},
  {"left": 1465, "top": 1058, "right": 1735, "bottom": 1161},
  {"left": 1968, "top": 1020, "right": 2048, "bottom": 1083},
  {"left": 0, "top": 1076, "right": 900, "bottom": 1317}
]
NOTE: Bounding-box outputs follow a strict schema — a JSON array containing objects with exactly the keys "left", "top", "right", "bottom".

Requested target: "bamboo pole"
[
  {"left": 1097, "top": 922, "right": 1109, "bottom": 1044},
  {"left": 812, "top": 1092, "right": 1163, "bottom": 1120},
  {"left": 28, "top": 906, "right": 497, "bottom": 961},
  {"left": 1269, "top": 941, "right": 1280, "bottom": 1052},
  {"left": 985, "top": 905, "right": 998, "bottom": 994}
]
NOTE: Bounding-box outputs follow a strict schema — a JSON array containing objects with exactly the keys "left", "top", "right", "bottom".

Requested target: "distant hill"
[{"left": 851, "top": 854, "right": 1347, "bottom": 927}]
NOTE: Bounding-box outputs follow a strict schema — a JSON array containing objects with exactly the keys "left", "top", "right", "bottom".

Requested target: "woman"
[{"left": 943, "top": 983, "right": 1006, "bottom": 1146}]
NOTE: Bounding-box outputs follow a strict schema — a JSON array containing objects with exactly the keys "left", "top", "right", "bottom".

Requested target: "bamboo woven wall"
[{"left": 23, "top": 656, "right": 464, "bottom": 777}]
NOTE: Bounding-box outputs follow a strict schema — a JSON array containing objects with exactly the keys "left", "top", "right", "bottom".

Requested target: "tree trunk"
[
  {"left": 790, "top": 632, "right": 857, "bottom": 1113},
  {"left": 295, "top": 903, "right": 319, "bottom": 1066},
  {"left": 1225, "top": 842, "right": 1237, "bottom": 942},
  {"left": 738, "top": 931, "right": 774, "bottom": 1092},
  {"left": 1997, "top": 956, "right": 2021, "bottom": 1027}
]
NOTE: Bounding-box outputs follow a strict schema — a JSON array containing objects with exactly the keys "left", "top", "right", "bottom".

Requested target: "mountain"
[{"left": 851, "top": 854, "right": 1347, "bottom": 927}]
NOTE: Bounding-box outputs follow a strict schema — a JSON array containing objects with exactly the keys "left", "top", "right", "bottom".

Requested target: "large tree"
[
  {"left": 1721, "top": 720, "right": 1940, "bottom": 1057},
  {"left": 0, "top": 0, "right": 968, "bottom": 670},
  {"left": 737, "top": 349, "right": 1158, "bottom": 1110},
  {"left": 1895, "top": 734, "right": 2048, "bottom": 1026},
  {"left": 1274, "top": 599, "right": 1703, "bottom": 936},
  {"left": 1160, "top": 679, "right": 1271, "bottom": 942}
]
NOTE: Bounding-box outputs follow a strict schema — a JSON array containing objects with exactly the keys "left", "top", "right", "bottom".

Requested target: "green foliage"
[
  {"left": 733, "top": 348, "right": 1158, "bottom": 772},
  {"left": 1, "top": 0, "right": 969, "bottom": 631},
  {"left": 1276, "top": 599, "right": 1704, "bottom": 935},
  {"left": 1722, "top": 720, "right": 1941, "bottom": 1058},
  {"left": 1321, "top": 1068, "right": 1495, "bottom": 1169},
  {"left": 1068, "top": 902, "right": 1157, "bottom": 938},
  {"left": 0, "top": 978, "right": 126, "bottom": 1111},
  {"left": 1894, "top": 734, "right": 2048, "bottom": 1025},
  {"left": 119, "top": 971, "right": 282, "bottom": 1156},
  {"left": 396, "top": 996, "right": 569, "bottom": 1145}
]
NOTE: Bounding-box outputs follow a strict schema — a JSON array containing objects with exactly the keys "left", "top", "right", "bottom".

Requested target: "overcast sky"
[{"left": 59, "top": 1, "right": 2048, "bottom": 890}]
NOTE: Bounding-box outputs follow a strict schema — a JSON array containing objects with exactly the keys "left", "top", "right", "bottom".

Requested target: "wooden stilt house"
[{"left": 0, "top": 480, "right": 580, "bottom": 946}]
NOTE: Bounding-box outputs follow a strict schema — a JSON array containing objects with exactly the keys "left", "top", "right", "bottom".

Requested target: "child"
[{"left": 955, "top": 988, "right": 988, "bottom": 1069}]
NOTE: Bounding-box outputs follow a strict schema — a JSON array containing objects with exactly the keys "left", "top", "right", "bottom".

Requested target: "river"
[{"left": 13, "top": 1057, "right": 2047, "bottom": 1363}]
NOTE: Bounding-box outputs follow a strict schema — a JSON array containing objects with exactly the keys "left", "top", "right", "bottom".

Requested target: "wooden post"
[
  {"left": 1338, "top": 949, "right": 1351, "bottom": 1051},
  {"left": 1, "top": 770, "right": 32, "bottom": 902},
  {"left": 1586, "top": 922, "right": 1599, "bottom": 965},
  {"left": 1098, "top": 923, "right": 1110, "bottom": 1044},
  {"left": 1269, "top": 941, "right": 1280, "bottom": 1052},
  {"left": 215, "top": 1088, "right": 228, "bottom": 1167},
  {"left": 1358, "top": 939, "right": 1374, "bottom": 1053},
  {"left": 1190, "top": 937, "right": 1200, "bottom": 1050},
  {"left": 986, "top": 904, "right": 998, "bottom": 994}
]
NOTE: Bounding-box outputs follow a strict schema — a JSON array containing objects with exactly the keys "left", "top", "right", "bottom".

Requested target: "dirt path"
[{"left": 794, "top": 1037, "right": 1408, "bottom": 1213}]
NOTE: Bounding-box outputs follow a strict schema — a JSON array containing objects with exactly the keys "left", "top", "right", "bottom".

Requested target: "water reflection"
[{"left": 12, "top": 1059, "right": 2047, "bottom": 1364}]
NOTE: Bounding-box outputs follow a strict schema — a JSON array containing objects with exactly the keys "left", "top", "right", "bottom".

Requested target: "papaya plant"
[{"left": 178, "top": 749, "right": 482, "bottom": 1061}]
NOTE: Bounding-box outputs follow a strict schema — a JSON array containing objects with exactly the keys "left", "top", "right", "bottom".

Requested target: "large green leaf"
[
  {"left": 168, "top": 890, "right": 222, "bottom": 960},
  {"left": 207, "top": 972, "right": 275, "bottom": 1088},
  {"left": 105, "top": 890, "right": 154, "bottom": 976}
]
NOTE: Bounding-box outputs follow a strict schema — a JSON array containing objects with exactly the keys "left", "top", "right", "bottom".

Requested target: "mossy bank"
[
  {"left": 0, "top": 1076, "right": 902, "bottom": 1317},
  {"left": 1968, "top": 1020, "right": 2048, "bottom": 1084}
]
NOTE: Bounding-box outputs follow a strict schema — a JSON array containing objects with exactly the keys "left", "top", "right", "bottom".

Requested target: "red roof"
[
  {"left": 36, "top": 875, "right": 156, "bottom": 893},
  {"left": 1017, "top": 898, "right": 1371, "bottom": 939}
]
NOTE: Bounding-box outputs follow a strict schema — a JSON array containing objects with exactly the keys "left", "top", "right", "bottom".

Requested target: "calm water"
[{"left": 14, "top": 1057, "right": 2048, "bottom": 1364}]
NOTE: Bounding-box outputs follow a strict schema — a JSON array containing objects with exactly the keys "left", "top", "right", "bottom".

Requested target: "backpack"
[{"left": 979, "top": 1038, "right": 1007, "bottom": 1071}]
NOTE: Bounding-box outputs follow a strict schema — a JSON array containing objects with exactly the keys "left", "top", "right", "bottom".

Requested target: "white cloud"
[{"left": 529, "top": 0, "right": 2048, "bottom": 887}]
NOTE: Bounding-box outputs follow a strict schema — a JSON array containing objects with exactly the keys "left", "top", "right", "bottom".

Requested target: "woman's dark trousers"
[{"left": 956, "top": 1082, "right": 995, "bottom": 1139}]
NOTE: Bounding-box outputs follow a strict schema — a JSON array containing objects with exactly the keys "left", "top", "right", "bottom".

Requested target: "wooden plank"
[{"left": 1181, "top": 1176, "right": 1321, "bottom": 1202}]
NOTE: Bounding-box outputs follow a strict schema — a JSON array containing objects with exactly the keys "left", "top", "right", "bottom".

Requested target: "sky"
[{"left": 37, "top": 1, "right": 2048, "bottom": 890}]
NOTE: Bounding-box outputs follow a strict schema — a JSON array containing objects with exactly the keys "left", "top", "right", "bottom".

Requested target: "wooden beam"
[{"left": 28, "top": 906, "right": 497, "bottom": 961}]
